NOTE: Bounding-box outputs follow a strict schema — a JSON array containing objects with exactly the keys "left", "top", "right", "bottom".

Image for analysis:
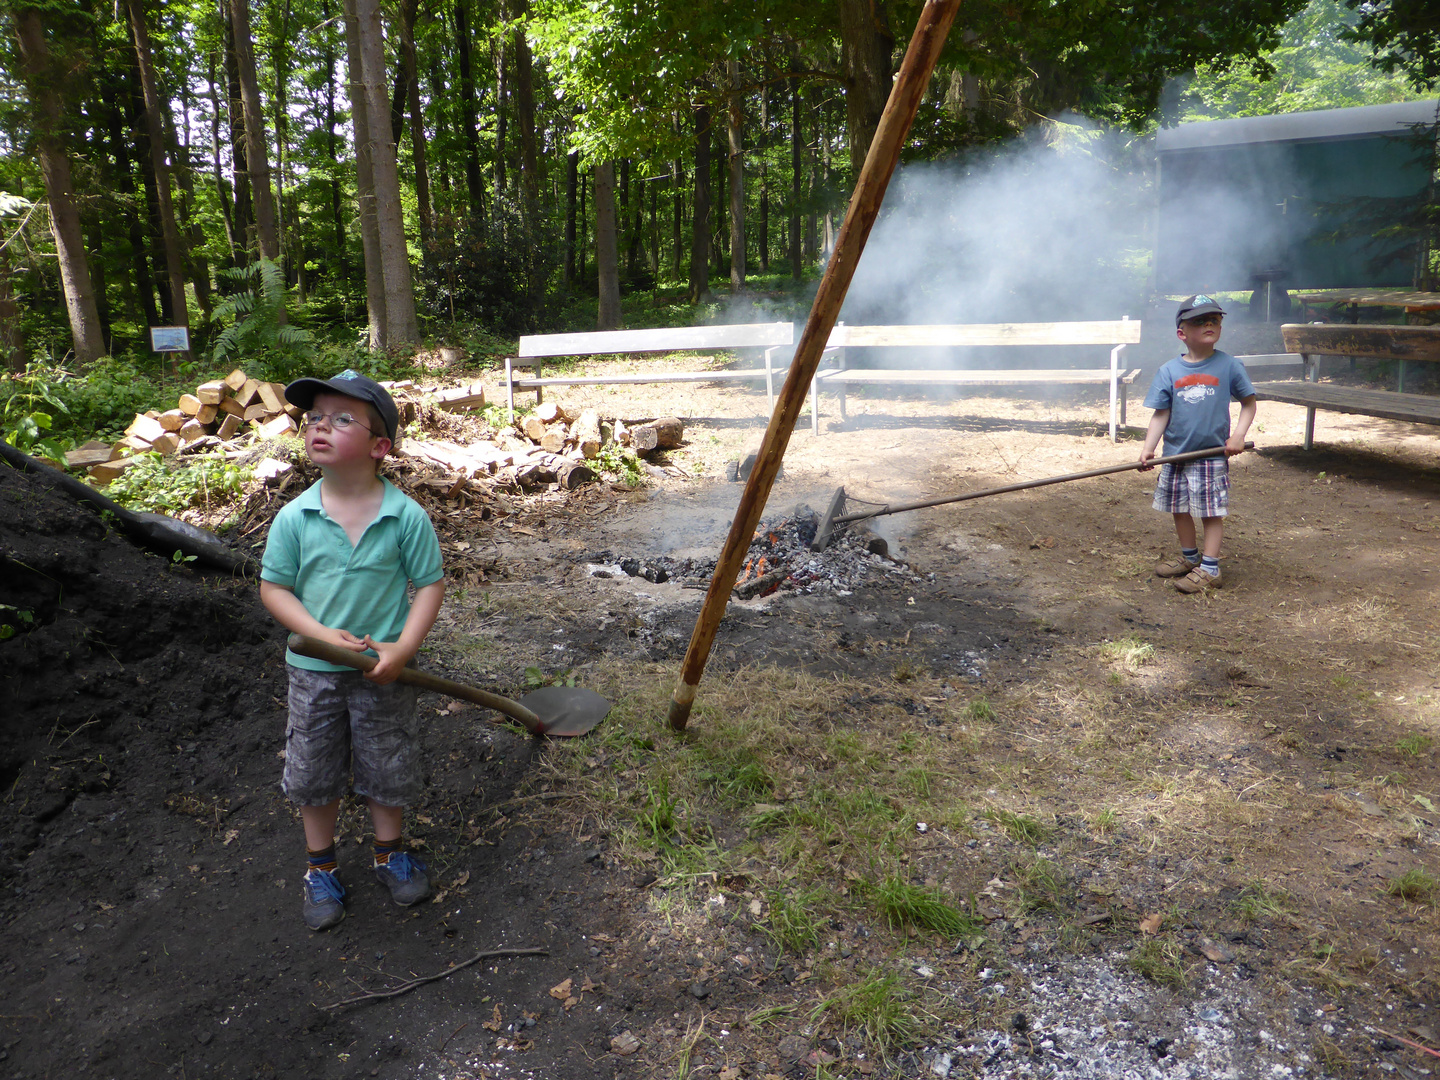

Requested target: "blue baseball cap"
[
  {"left": 284, "top": 370, "right": 400, "bottom": 444},
  {"left": 1176, "top": 295, "right": 1226, "bottom": 327}
]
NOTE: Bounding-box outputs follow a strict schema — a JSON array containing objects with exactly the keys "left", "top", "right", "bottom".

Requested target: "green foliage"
[
  {"left": 1129, "top": 937, "right": 1186, "bottom": 989},
  {"left": 1, "top": 360, "right": 71, "bottom": 460},
  {"left": 988, "top": 809, "right": 1052, "bottom": 846},
  {"left": 1396, "top": 733, "right": 1434, "bottom": 758},
  {"left": 211, "top": 259, "right": 315, "bottom": 370},
  {"left": 102, "top": 453, "right": 253, "bottom": 514},
  {"left": 0, "top": 604, "right": 36, "bottom": 642},
  {"left": 1181, "top": 0, "right": 1422, "bottom": 119},
  {"left": 809, "top": 968, "right": 926, "bottom": 1050},
  {"left": 759, "top": 888, "right": 824, "bottom": 955},
  {"left": 592, "top": 441, "right": 643, "bottom": 486},
  {"left": 871, "top": 876, "right": 975, "bottom": 937},
  {"left": 1384, "top": 868, "right": 1438, "bottom": 901}
]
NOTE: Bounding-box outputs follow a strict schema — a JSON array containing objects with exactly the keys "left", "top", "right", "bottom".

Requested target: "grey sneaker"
[
  {"left": 1175, "top": 566, "right": 1222, "bottom": 593},
  {"left": 374, "top": 852, "right": 431, "bottom": 906},
  {"left": 303, "top": 868, "right": 346, "bottom": 931},
  {"left": 1155, "top": 555, "right": 1200, "bottom": 578}
]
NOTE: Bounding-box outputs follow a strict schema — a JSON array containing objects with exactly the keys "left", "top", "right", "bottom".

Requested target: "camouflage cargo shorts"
[{"left": 282, "top": 665, "right": 423, "bottom": 807}]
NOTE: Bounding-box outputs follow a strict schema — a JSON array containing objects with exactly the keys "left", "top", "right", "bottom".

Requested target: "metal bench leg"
[
  {"left": 505, "top": 357, "right": 516, "bottom": 419},
  {"left": 1109, "top": 345, "right": 1122, "bottom": 442},
  {"left": 534, "top": 360, "right": 543, "bottom": 406},
  {"left": 765, "top": 347, "right": 776, "bottom": 412},
  {"left": 1399, "top": 359, "right": 1407, "bottom": 394},
  {"left": 1305, "top": 407, "right": 1315, "bottom": 450},
  {"left": 1120, "top": 384, "right": 1128, "bottom": 429},
  {"left": 811, "top": 375, "right": 820, "bottom": 436}
]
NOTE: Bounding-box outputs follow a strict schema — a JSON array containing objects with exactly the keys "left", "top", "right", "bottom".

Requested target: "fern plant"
[{"left": 210, "top": 258, "right": 314, "bottom": 365}]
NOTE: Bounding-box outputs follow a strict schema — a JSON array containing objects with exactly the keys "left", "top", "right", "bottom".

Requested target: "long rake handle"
[
  {"left": 286, "top": 633, "right": 544, "bottom": 734},
  {"left": 835, "top": 443, "right": 1255, "bottom": 525}
]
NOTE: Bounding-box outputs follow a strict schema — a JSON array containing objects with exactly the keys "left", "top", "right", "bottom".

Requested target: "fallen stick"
[
  {"left": 1375, "top": 1027, "right": 1440, "bottom": 1059},
  {"left": 316, "top": 946, "right": 548, "bottom": 1009}
]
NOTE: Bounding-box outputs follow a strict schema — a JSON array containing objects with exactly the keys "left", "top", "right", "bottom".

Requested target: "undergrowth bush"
[{"left": 103, "top": 453, "right": 253, "bottom": 514}]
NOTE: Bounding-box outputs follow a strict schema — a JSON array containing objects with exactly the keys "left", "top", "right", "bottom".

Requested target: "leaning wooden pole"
[{"left": 667, "top": 0, "right": 962, "bottom": 731}]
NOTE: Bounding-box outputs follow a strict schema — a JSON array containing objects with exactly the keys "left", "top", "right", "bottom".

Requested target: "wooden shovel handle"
[{"left": 286, "top": 634, "right": 544, "bottom": 734}]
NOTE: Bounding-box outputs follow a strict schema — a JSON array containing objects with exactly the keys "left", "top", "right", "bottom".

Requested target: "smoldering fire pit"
[{"left": 581, "top": 505, "right": 909, "bottom": 600}]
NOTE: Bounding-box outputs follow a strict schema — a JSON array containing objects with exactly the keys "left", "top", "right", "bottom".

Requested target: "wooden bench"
[
  {"left": 807, "top": 319, "right": 1144, "bottom": 440},
  {"left": 504, "top": 322, "right": 794, "bottom": 415},
  {"left": 1250, "top": 324, "right": 1440, "bottom": 448}
]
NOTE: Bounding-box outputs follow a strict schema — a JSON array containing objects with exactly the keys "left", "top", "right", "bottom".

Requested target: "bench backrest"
[
  {"left": 519, "top": 321, "right": 793, "bottom": 359},
  {"left": 1281, "top": 323, "right": 1440, "bottom": 361},
  {"left": 827, "top": 320, "right": 1142, "bottom": 349}
]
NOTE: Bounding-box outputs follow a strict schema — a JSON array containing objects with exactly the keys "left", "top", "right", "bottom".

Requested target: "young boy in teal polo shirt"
[{"left": 259, "top": 371, "right": 445, "bottom": 931}]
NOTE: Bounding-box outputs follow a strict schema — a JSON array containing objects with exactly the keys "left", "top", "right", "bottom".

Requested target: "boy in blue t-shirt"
[
  {"left": 260, "top": 372, "right": 445, "bottom": 930},
  {"left": 1139, "top": 295, "right": 1257, "bottom": 593}
]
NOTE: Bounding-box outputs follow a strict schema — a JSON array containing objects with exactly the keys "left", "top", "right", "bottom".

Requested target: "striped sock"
[
  {"left": 1181, "top": 547, "right": 1199, "bottom": 563},
  {"left": 1200, "top": 556, "right": 1219, "bottom": 577},
  {"left": 307, "top": 844, "right": 337, "bottom": 875},
  {"left": 373, "top": 837, "right": 402, "bottom": 866}
]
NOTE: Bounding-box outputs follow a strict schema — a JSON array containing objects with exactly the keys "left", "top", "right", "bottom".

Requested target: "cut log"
[
  {"left": 540, "top": 425, "right": 568, "bottom": 454},
  {"left": 65, "top": 441, "right": 118, "bottom": 469},
  {"left": 150, "top": 432, "right": 181, "bottom": 456},
  {"left": 196, "top": 380, "right": 226, "bottom": 405},
  {"left": 534, "top": 401, "right": 561, "bottom": 424},
  {"left": 179, "top": 419, "right": 208, "bottom": 443},
  {"left": 284, "top": 403, "right": 302, "bottom": 421},
  {"left": 216, "top": 413, "right": 245, "bottom": 441},
  {"left": 124, "top": 413, "right": 168, "bottom": 444},
  {"left": 257, "top": 413, "right": 298, "bottom": 438},
  {"left": 522, "top": 416, "right": 548, "bottom": 442},
  {"left": 223, "top": 368, "right": 249, "bottom": 391},
  {"left": 435, "top": 381, "right": 485, "bottom": 412},
  {"left": 88, "top": 457, "right": 143, "bottom": 484},
  {"left": 235, "top": 378, "right": 262, "bottom": 407},
  {"left": 116, "top": 434, "right": 155, "bottom": 453},
  {"left": 157, "top": 409, "right": 187, "bottom": 432},
  {"left": 573, "top": 408, "right": 602, "bottom": 459},
  {"left": 555, "top": 459, "right": 597, "bottom": 490},
  {"left": 257, "top": 381, "right": 288, "bottom": 414},
  {"left": 515, "top": 461, "right": 555, "bottom": 488},
  {"left": 630, "top": 416, "right": 683, "bottom": 453},
  {"left": 243, "top": 403, "right": 269, "bottom": 422},
  {"left": 177, "top": 393, "right": 203, "bottom": 416},
  {"left": 254, "top": 458, "right": 292, "bottom": 485},
  {"left": 218, "top": 396, "right": 247, "bottom": 418},
  {"left": 195, "top": 404, "right": 219, "bottom": 425}
]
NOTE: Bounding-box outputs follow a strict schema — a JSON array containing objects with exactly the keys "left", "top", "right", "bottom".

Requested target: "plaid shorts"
[
  {"left": 1152, "top": 456, "right": 1229, "bottom": 518},
  {"left": 282, "top": 665, "right": 423, "bottom": 807}
]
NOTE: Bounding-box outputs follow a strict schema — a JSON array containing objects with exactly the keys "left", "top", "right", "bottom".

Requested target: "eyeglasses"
[
  {"left": 301, "top": 411, "right": 374, "bottom": 434},
  {"left": 1183, "top": 314, "right": 1222, "bottom": 328}
]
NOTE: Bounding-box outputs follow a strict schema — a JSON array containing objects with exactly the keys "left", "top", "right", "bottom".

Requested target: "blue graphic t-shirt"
[{"left": 1142, "top": 350, "right": 1256, "bottom": 456}]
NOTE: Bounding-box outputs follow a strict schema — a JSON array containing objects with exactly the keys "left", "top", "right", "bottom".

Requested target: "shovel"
[
  {"left": 811, "top": 443, "right": 1255, "bottom": 551},
  {"left": 286, "top": 634, "right": 610, "bottom": 737}
]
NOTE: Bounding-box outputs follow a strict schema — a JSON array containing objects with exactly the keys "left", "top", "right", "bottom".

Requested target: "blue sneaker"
[
  {"left": 303, "top": 868, "right": 346, "bottom": 931},
  {"left": 374, "top": 852, "right": 431, "bottom": 906}
]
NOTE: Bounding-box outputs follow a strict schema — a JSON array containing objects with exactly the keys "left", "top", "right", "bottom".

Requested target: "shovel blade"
[{"left": 518, "top": 686, "right": 611, "bottom": 737}]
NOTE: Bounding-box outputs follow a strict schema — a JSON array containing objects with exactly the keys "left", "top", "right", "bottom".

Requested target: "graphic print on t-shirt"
[{"left": 1174, "top": 372, "right": 1220, "bottom": 405}]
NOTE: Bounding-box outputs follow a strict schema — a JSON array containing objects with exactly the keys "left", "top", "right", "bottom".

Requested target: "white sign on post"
[{"left": 149, "top": 326, "right": 190, "bottom": 352}]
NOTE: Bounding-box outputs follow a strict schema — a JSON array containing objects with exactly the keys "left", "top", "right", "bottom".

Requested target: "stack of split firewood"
[
  {"left": 519, "top": 402, "right": 683, "bottom": 458},
  {"left": 64, "top": 369, "right": 485, "bottom": 486}
]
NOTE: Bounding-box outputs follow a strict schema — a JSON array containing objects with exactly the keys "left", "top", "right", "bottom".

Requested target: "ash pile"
[{"left": 582, "top": 506, "right": 914, "bottom": 599}]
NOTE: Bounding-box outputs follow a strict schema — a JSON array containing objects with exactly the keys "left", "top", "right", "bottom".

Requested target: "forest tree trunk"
[
  {"left": 727, "top": 61, "right": 745, "bottom": 290},
  {"left": 14, "top": 8, "right": 105, "bottom": 364},
  {"left": 595, "top": 161, "right": 621, "bottom": 330},
  {"left": 838, "top": 0, "right": 894, "bottom": 175},
  {"left": 229, "top": 0, "right": 281, "bottom": 260},
  {"left": 512, "top": 0, "right": 540, "bottom": 223},
  {"left": 398, "top": 0, "right": 432, "bottom": 257},
  {"left": 353, "top": 0, "right": 419, "bottom": 344},
  {"left": 689, "top": 104, "right": 711, "bottom": 303},
  {"left": 454, "top": 0, "right": 486, "bottom": 228},
  {"left": 341, "top": 0, "right": 387, "bottom": 348}
]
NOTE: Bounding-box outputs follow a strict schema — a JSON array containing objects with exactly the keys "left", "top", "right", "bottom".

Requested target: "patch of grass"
[
  {"left": 987, "top": 809, "right": 1051, "bottom": 846},
  {"left": 1232, "top": 879, "right": 1295, "bottom": 922},
  {"left": 1396, "top": 734, "right": 1434, "bottom": 758},
  {"left": 637, "top": 777, "right": 681, "bottom": 847},
  {"left": 759, "top": 888, "right": 825, "bottom": 955},
  {"left": 872, "top": 876, "right": 976, "bottom": 937},
  {"left": 1091, "top": 808, "right": 1117, "bottom": 834},
  {"left": 964, "top": 697, "right": 996, "bottom": 723},
  {"left": 1128, "top": 937, "right": 1185, "bottom": 990},
  {"left": 1098, "top": 634, "right": 1155, "bottom": 670},
  {"left": 810, "top": 968, "right": 926, "bottom": 1051},
  {"left": 1384, "top": 868, "right": 1438, "bottom": 902},
  {"left": 1014, "top": 856, "right": 1066, "bottom": 912}
]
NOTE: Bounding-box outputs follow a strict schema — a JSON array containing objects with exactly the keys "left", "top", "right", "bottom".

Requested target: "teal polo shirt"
[{"left": 261, "top": 478, "right": 444, "bottom": 672}]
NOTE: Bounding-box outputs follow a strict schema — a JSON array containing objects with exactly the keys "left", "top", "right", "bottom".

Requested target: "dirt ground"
[{"left": 3, "top": 358, "right": 1439, "bottom": 1080}]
